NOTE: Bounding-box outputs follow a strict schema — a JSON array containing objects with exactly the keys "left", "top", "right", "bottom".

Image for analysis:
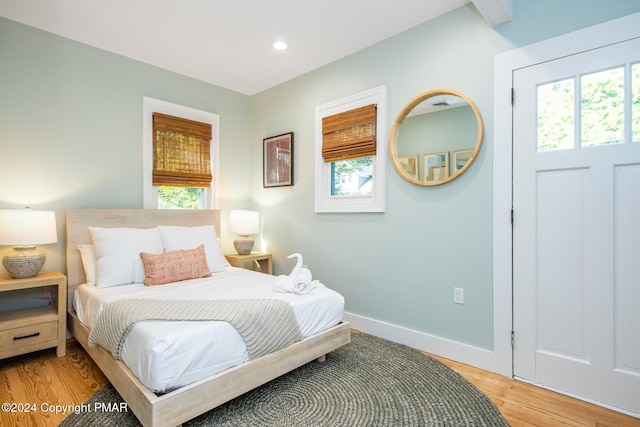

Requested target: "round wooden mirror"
[{"left": 389, "top": 89, "right": 484, "bottom": 186}]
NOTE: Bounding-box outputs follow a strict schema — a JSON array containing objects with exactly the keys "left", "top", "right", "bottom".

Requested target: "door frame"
[{"left": 492, "top": 12, "right": 640, "bottom": 379}]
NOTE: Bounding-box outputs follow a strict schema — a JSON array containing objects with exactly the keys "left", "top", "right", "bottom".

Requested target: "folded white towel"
[
  {"left": 299, "top": 266, "right": 312, "bottom": 282},
  {"left": 275, "top": 275, "right": 294, "bottom": 293},
  {"left": 275, "top": 253, "right": 321, "bottom": 295},
  {"left": 293, "top": 277, "right": 313, "bottom": 294},
  {"left": 287, "top": 253, "right": 303, "bottom": 279}
]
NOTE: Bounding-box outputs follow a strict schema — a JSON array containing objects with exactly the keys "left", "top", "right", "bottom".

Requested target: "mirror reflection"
[{"left": 390, "top": 89, "right": 483, "bottom": 186}]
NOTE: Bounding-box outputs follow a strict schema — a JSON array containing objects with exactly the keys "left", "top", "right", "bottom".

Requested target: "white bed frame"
[{"left": 66, "top": 209, "right": 351, "bottom": 427}]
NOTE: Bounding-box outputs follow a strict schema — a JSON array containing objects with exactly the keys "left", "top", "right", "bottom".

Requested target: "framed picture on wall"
[
  {"left": 263, "top": 132, "right": 294, "bottom": 187},
  {"left": 398, "top": 154, "right": 419, "bottom": 180},
  {"left": 452, "top": 148, "right": 474, "bottom": 174},
  {"left": 422, "top": 151, "right": 449, "bottom": 183}
]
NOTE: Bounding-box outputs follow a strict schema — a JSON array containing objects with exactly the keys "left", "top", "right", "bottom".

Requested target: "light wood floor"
[
  {"left": 0, "top": 341, "right": 638, "bottom": 427},
  {"left": 429, "top": 353, "right": 639, "bottom": 427},
  {"left": 0, "top": 341, "right": 107, "bottom": 427}
]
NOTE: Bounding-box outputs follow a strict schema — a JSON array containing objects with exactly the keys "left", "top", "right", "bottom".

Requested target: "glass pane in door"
[
  {"left": 581, "top": 67, "right": 624, "bottom": 147},
  {"left": 537, "top": 78, "right": 575, "bottom": 151}
]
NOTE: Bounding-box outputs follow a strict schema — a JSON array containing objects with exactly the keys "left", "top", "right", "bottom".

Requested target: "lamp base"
[
  {"left": 2, "top": 246, "right": 46, "bottom": 279},
  {"left": 233, "top": 236, "right": 255, "bottom": 255}
]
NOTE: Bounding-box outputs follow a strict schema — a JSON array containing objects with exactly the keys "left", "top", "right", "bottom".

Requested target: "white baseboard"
[{"left": 343, "top": 311, "right": 510, "bottom": 377}]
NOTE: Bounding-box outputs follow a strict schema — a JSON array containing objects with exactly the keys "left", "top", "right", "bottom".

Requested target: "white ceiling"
[{"left": 0, "top": 0, "right": 511, "bottom": 95}]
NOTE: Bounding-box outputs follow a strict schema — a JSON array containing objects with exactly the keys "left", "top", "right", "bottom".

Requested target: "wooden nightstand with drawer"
[{"left": 0, "top": 270, "right": 67, "bottom": 359}]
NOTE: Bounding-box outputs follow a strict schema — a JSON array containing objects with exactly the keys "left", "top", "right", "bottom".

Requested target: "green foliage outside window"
[
  {"left": 331, "top": 157, "right": 373, "bottom": 196},
  {"left": 158, "top": 186, "right": 202, "bottom": 209},
  {"left": 537, "top": 65, "right": 640, "bottom": 151}
]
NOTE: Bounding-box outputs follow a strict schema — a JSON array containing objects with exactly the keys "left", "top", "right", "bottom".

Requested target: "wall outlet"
[{"left": 454, "top": 287, "right": 464, "bottom": 304}]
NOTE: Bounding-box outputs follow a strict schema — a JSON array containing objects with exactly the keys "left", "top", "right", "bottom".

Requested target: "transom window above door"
[{"left": 537, "top": 62, "right": 640, "bottom": 151}]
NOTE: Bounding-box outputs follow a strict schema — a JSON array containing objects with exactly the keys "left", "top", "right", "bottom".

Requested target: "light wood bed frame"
[{"left": 66, "top": 209, "right": 351, "bottom": 427}]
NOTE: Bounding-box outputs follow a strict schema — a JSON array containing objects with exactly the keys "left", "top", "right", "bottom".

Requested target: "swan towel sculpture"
[{"left": 274, "top": 253, "right": 322, "bottom": 295}]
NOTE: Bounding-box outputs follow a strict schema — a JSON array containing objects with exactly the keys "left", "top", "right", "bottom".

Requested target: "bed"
[{"left": 66, "top": 208, "right": 351, "bottom": 427}]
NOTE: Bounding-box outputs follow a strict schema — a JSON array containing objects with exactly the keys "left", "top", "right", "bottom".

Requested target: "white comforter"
[{"left": 74, "top": 267, "right": 344, "bottom": 392}]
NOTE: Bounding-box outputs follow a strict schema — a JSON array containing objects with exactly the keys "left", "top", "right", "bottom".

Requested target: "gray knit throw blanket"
[{"left": 88, "top": 298, "right": 303, "bottom": 360}]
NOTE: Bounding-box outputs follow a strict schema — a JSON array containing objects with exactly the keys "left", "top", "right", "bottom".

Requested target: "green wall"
[
  {"left": 1, "top": 0, "right": 639, "bottom": 349},
  {"left": 0, "top": 17, "right": 251, "bottom": 310},
  {"left": 249, "top": 1, "right": 640, "bottom": 350},
  {"left": 0, "top": 17, "right": 252, "bottom": 259}
]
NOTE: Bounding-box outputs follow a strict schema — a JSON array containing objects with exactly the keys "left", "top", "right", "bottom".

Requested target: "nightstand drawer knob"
[{"left": 14, "top": 332, "right": 40, "bottom": 341}]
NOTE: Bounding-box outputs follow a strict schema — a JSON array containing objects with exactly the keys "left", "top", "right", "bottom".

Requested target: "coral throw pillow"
[{"left": 140, "top": 244, "right": 212, "bottom": 286}]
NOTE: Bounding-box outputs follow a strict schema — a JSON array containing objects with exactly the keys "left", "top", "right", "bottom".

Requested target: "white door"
[{"left": 513, "top": 36, "right": 640, "bottom": 415}]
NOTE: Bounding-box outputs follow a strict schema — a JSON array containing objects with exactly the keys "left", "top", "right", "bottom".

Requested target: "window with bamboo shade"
[
  {"left": 314, "top": 86, "right": 387, "bottom": 213},
  {"left": 321, "top": 104, "right": 377, "bottom": 162},
  {"left": 152, "top": 112, "right": 212, "bottom": 187}
]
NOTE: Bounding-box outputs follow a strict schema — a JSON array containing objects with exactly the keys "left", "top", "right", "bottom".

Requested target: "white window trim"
[
  {"left": 314, "top": 86, "right": 387, "bottom": 213},
  {"left": 142, "top": 97, "right": 220, "bottom": 209}
]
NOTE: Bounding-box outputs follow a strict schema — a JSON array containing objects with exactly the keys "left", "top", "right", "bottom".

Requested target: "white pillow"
[
  {"left": 76, "top": 244, "right": 96, "bottom": 286},
  {"left": 158, "top": 225, "right": 227, "bottom": 273},
  {"left": 89, "top": 226, "right": 164, "bottom": 288}
]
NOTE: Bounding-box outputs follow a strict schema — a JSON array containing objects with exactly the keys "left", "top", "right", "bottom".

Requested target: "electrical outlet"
[{"left": 454, "top": 287, "right": 464, "bottom": 304}]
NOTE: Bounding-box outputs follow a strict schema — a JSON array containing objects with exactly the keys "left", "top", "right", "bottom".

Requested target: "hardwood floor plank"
[
  {"left": 431, "top": 354, "right": 640, "bottom": 427},
  {"left": 0, "top": 341, "right": 107, "bottom": 427},
  {"left": 1, "top": 339, "right": 638, "bottom": 426}
]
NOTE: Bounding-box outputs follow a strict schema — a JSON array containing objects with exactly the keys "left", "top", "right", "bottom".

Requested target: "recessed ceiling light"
[{"left": 273, "top": 40, "right": 288, "bottom": 51}]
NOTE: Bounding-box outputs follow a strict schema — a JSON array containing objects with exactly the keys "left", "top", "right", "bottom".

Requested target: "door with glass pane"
[{"left": 513, "top": 37, "right": 640, "bottom": 414}]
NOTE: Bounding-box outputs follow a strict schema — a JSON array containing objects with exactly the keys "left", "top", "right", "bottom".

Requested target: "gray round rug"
[{"left": 61, "top": 333, "right": 509, "bottom": 426}]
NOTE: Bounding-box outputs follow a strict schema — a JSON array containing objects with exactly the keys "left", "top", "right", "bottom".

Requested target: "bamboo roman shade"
[
  {"left": 322, "top": 104, "right": 377, "bottom": 162},
  {"left": 153, "top": 112, "right": 212, "bottom": 187}
]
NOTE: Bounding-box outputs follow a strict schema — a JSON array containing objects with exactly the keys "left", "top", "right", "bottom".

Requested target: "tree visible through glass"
[
  {"left": 537, "top": 63, "right": 640, "bottom": 151},
  {"left": 331, "top": 157, "right": 373, "bottom": 196},
  {"left": 158, "top": 186, "right": 203, "bottom": 209}
]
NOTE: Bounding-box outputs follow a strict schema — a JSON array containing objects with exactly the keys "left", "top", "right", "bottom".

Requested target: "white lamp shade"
[
  {"left": 0, "top": 209, "right": 58, "bottom": 246},
  {"left": 229, "top": 210, "right": 259, "bottom": 235}
]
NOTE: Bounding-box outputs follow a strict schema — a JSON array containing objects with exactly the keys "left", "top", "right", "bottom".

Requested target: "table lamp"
[
  {"left": 0, "top": 208, "right": 58, "bottom": 279},
  {"left": 229, "top": 210, "right": 259, "bottom": 255}
]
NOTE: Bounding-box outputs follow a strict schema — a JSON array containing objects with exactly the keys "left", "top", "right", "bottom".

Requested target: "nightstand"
[
  {"left": 225, "top": 252, "right": 273, "bottom": 275},
  {"left": 0, "top": 270, "right": 67, "bottom": 359}
]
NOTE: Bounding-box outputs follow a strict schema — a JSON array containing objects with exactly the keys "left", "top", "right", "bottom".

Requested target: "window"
[
  {"left": 142, "top": 97, "right": 220, "bottom": 209},
  {"left": 537, "top": 62, "right": 640, "bottom": 151},
  {"left": 314, "top": 86, "right": 387, "bottom": 213},
  {"left": 153, "top": 113, "right": 211, "bottom": 209}
]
